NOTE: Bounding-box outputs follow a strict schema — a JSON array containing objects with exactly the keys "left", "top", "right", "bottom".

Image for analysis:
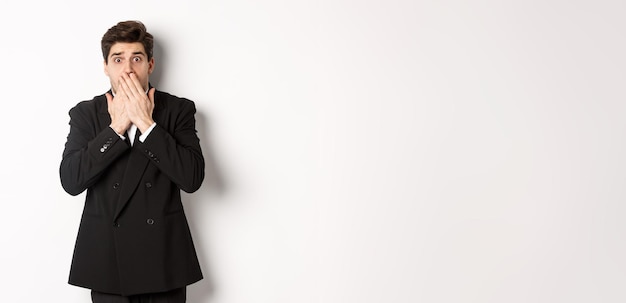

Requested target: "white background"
[{"left": 1, "top": 0, "right": 625, "bottom": 302}]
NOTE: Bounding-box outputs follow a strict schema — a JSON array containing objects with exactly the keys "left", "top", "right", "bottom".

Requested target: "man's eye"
[
  {"left": 114, "top": 58, "right": 122, "bottom": 63},
  {"left": 133, "top": 57, "right": 141, "bottom": 62}
]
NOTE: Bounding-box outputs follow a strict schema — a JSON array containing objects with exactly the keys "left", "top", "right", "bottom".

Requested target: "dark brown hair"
[{"left": 101, "top": 20, "right": 154, "bottom": 63}]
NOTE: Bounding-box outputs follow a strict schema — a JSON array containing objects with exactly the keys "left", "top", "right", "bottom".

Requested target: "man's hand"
[
  {"left": 106, "top": 92, "right": 131, "bottom": 135},
  {"left": 118, "top": 73, "right": 155, "bottom": 133}
]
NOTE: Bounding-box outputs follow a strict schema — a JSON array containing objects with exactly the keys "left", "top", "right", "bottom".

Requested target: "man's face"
[{"left": 104, "top": 42, "right": 154, "bottom": 94}]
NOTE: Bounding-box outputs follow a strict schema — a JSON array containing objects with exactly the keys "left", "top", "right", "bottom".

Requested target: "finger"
[
  {"left": 120, "top": 73, "right": 143, "bottom": 100},
  {"left": 118, "top": 75, "right": 132, "bottom": 96},
  {"left": 128, "top": 73, "right": 146, "bottom": 94},
  {"left": 118, "top": 75, "right": 136, "bottom": 101}
]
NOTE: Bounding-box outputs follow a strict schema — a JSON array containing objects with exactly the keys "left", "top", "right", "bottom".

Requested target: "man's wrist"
[
  {"left": 138, "top": 122, "right": 157, "bottom": 143},
  {"left": 110, "top": 125, "right": 126, "bottom": 138},
  {"left": 136, "top": 118, "right": 155, "bottom": 134}
]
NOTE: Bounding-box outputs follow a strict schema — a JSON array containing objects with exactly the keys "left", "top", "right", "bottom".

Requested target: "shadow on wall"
[
  {"left": 153, "top": 39, "right": 229, "bottom": 302},
  {"left": 187, "top": 109, "right": 228, "bottom": 303},
  {"left": 151, "top": 41, "right": 165, "bottom": 88}
]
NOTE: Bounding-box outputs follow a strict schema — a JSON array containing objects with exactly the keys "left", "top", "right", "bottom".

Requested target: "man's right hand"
[{"left": 106, "top": 92, "right": 131, "bottom": 135}]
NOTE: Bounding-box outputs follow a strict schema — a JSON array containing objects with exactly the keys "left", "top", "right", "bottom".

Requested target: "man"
[{"left": 60, "top": 20, "right": 204, "bottom": 303}]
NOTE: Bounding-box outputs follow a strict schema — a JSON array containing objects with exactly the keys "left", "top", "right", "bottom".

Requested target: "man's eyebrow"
[{"left": 109, "top": 51, "right": 146, "bottom": 58}]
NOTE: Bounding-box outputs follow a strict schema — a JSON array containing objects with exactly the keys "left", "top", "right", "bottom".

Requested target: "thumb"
[
  {"left": 148, "top": 88, "right": 156, "bottom": 103},
  {"left": 105, "top": 92, "right": 113, "bottom": 103}
]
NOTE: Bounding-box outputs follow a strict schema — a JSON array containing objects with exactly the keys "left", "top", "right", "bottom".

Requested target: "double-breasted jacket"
[{"left": 60, "top": 89, "right": 205, "bottom": 296}]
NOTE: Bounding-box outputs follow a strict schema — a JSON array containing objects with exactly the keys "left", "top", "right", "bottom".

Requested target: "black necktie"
[{"left": 133, "top": 129, "right": 142, "bottom": 146}]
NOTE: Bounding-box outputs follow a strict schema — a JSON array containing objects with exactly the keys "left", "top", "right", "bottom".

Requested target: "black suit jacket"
[{"left": 60, "top": 89, "right": 205, "bottom": 296}]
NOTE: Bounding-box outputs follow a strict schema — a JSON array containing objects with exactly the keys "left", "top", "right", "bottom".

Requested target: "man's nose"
[{"left": 123, "top": 61, "right": 134, "bottom": 74}]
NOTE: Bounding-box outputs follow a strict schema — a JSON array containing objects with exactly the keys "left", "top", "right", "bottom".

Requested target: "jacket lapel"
[
  {"left": 113, "top": 148, "right": 150, "bottom": 220},
  {"left": 97, "top": 93, "right": 112, "bottom": 130}
]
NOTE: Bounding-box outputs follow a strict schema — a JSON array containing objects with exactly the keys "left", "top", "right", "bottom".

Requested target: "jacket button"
[
  {"left": 147, "top": 219, "right": 155, "bottom": 225},
  {"left": 113, "top": 222, "right": 120, "bottom": 227},
  {"left": 145, "top": 182, "right": 152, "bottom": 188},
  {"left": 113, "top": 182, "right": 120, "bottom": 189}
]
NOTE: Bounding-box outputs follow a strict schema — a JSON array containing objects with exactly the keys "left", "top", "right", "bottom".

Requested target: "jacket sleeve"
[
  {"left": 135, "top": 100, "right": 205, "bottom": 193},
  {"left": 59, "top": 103, "right": 130, "bottom": 196}
]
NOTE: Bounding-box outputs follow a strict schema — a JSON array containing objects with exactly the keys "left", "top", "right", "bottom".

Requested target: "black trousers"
[{"left": 91, "top": 287, "right": 186, "bottom": 303}]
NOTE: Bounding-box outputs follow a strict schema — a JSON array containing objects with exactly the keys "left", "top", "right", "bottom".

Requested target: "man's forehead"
[{"left": 109, "top": 42, "right": 146, "bottom": 57}]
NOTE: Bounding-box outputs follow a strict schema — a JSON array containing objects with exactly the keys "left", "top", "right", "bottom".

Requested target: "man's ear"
[
  {"left": 103, "top": 61, "right": 109, "bottom": 77},
  {"left": 148, "top": 58, "right": 155, "bottom": 74}
]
